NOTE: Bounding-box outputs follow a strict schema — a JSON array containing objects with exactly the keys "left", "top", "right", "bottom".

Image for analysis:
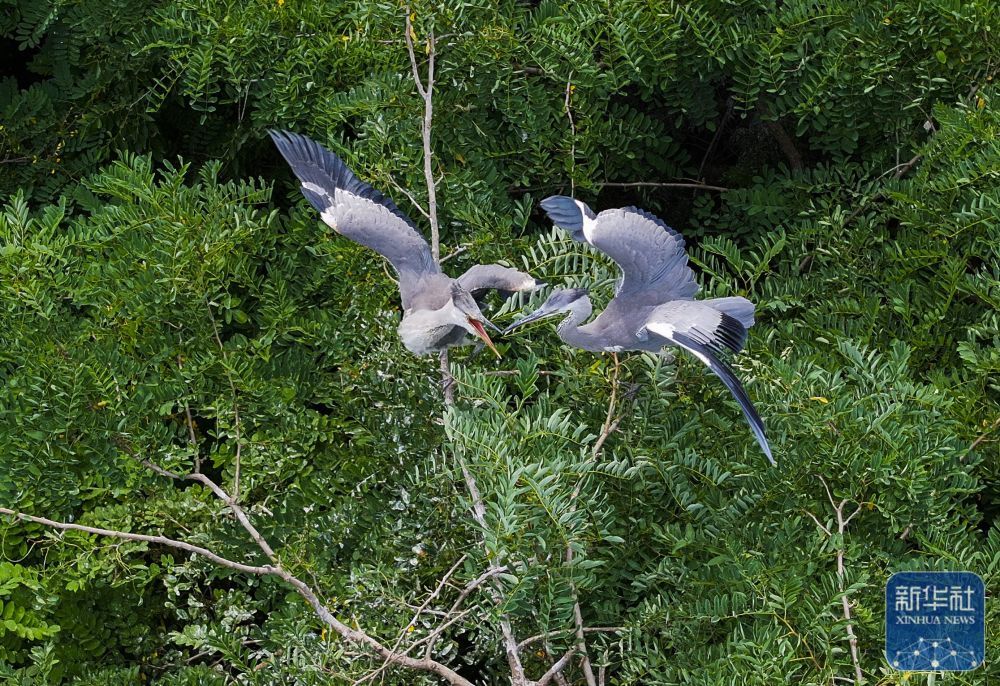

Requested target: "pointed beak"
[
  {"left": 502, "top": 308, "right": 554, "bottom": 335},
  {"left": 468, "top": 318, "right": 501, "bottom": 358},
  {"left": 481, "top": 316, "right": 502, "bottom": 333}
]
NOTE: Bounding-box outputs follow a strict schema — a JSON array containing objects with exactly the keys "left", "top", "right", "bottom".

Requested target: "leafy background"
[{"left": 1, "top": 0, "right": 997, "bottom": 683}]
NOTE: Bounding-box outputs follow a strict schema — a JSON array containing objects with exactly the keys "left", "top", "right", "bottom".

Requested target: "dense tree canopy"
[{"left": 1, "top": 0, "right": 998, "bottom": 684}]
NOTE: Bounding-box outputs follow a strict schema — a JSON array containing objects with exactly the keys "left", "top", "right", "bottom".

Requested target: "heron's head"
[
  {"left": 450, "top": 284, "right": 501, "bottom": 358},
  {"left": 503, "top": 288, "right": 590, "bottom": 334}
]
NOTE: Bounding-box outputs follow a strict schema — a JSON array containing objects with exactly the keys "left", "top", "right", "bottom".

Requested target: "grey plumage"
[
  {"left": 506, "top": 196, "right": 774, "bottom": 464},
  {"left": 270, "top": 130, "right": 540, "bottom": 356}
]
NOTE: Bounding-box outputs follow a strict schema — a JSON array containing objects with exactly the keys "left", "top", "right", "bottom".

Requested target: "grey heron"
[
  {"left": 270, "top": 130, "right": 540, "bottom": 357},
  {"left": 504, "top": 196, "right": 774, "bottom": 464}
]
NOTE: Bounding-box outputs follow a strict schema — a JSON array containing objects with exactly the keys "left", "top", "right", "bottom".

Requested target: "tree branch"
[
  {"left": 813, "top": 475, "right": 864, "bottom": 685},
  {"left": 517, "top": 627, "right": 625, "bottom": 652},
  {"left": 0, "top": 508, "right": 274, "bottom": 577},
  {"left": 562, "top": 353, "right": 623, "bottom": 686},
  {"left": 356, "top": 555, "right": 468, "bottom": 685},
  {"left": 536, "top": 648, "right": 577, "bottom": 686},
  {"left": 564, "top": 71, "right": 576, "bottom": 194},
  {"left": 3, "top": 470, "right": 476, "bottom": 686},
  {"left": 598, "top": 181, "right": 729, "bottom": 192},
  {"left": 206, "top": 301, "right": 244, "bottom": 502},
  {"left": 425, "top": 564, "right": 509, "bottom": 659},
  {"left": 404, "top": 7, "right": 526, "bottom": 683}
]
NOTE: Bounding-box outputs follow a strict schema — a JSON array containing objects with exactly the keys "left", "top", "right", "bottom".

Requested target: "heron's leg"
[{"left": 658, "top": 349, "right": 677, "bottom": 365}]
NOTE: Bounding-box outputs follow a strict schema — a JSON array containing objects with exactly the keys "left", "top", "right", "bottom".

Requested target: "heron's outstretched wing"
[
  {"left": 270, "top": 130, "right": 439, "bottom": 299},
  {"left": 644, "top": 311, "right": 773, "bottom": 465},
  {"left": 539, "top": 196, "right": 698, "bottom": 303},
  {"left": 457, "top": 264, "right": 540, "bottom": 302}
]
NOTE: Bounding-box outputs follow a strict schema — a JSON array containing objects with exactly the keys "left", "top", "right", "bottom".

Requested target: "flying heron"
[
  {"left": 504, "top": 196, "right": 774, "bottom": 464},
  {"left": 270, "top": 130, "right": 540, "bottom": 357}
]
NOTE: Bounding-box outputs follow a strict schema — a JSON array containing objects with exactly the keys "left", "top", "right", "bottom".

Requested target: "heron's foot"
[{"left": 659, "top": 351, "right": 676, "bottom": 364}]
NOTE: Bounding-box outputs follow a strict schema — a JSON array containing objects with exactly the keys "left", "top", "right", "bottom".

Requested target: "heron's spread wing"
[
  {"left": 644, "top": 312, "right": 773, "bottom": 464},
  {"left": 270, "top": 130, "right": 438, "bottom": 292},
  {"left": 540, "top": 196, "right": 698, "bottom": 303},
  {"left": 593, "top": 207, "right": 699, "bottom": 301},
  {"left": 457, "top": 264, "right": 540, "bottom": 302}
]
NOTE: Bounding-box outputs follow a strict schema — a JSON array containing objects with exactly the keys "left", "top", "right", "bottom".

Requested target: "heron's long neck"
[{"left": 556, "top": 297, "right": 603, "bottom": 352}]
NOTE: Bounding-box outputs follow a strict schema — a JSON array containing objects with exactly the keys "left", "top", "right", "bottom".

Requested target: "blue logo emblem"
[{"left": 886, "top": 571, "right": 985, "bottom": 671}]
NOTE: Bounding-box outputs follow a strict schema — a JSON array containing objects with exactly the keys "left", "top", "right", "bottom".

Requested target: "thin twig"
[
  {"left": 440, "top": 244, "right": 469, "bottom": 264},
  {"left": 536, "top": 649, "right": 577, "bottom": 686},
  {"left": 564, "top": 71, "right": 576, "bottom": 194},
  {"left": 176, "top": 352, "right": 200, "bottom": 473},
  {"left": 517, "top": 627, "right": 626, "bottom": 651},
  {"left": 355, "top": 555, "right": 468, "bottom": 685},
  {"left": 598, "top": 181, "right": 729, "bottom": 192},
  {"left": 970, "top": 416, "right": 1000, "bottom": 451},
  {"left": 136, "top": 455, "right": 276, "bottom": 565},
  {"left": 426, "top": 564, "right": 509, "bottom": 659},
  {"left": 206, "top": 302, "right": 244, "bottom": 502},
  {"left": 563, "top": 354, "right": 622, "bottom": 686},
  {"left": 697, "top": 99, "right": 733, "bottom": 181},
  {"left": 811, "top": 475, "right": 864, "bottom": 685},
  {"left": 387, "top": 175, "right": 431, "bottom": 220},
  {"left": 405, "top": 6, "right": 525, "bottom": 683},
  {"left": 3, "top": 476, "right": 475, "bottom": 685},
  {"left": 0, "top": 508, "right": 273, "bottom": 576}
]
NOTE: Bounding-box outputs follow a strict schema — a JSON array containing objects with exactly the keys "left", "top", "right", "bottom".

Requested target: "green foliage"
[{"left": 1, "top": 0, "right": 998, "bottom": 683}]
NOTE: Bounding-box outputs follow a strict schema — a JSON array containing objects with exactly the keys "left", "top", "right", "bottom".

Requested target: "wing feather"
[
  {"left": 270, "top": 130, "right": 438, "bottom": 291},
  {"left": 647, "top": 325, "right": 773, "bottom": 464},
  {"left": 539, "top": 196, "right": 698, "bottom": 302}
]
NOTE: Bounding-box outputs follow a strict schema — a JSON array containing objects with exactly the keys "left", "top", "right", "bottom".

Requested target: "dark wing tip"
[
  {"left": 540, "top": 196, "right": 590, "bottom": 242},
  {"left": 674, "top": 331, "right": 774, "bottom": 465},
  {"left": 268, "top": 130, "right": 416, "bottom": 227},
  {"left": 715, "top": 312, "right": 749, "bottom": 355}
]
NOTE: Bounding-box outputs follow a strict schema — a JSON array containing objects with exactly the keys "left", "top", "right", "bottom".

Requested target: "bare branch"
[
  {"left": 424, "top": 563, "right": 508, "bottom": 659},
  {"left": 970, "top": 415, "right": 1000, "bottom": 451},
  {"left": 133, "top": 453, "right": 277, "bottom": 565},
  {"left": 356, "top": 555, "right": 468, "bottom": 685},
  {"left": 387, "top": 175, "right": 431, "bottom": 220},
  {"left": 802, "top": 510, "right": 832, "bottom": 537},
  {"left": 517, "top": 627, "right": 626, "bottom": 652},
  {"left": 0, "top": 507, "right": 273, "bottom": 577},
  {"left": 812, "top": 474, "right": 864, "bottom": 685},
  {"left": 561, "top": 353, "right": 623, "bottom": 686},
  {"left": 564, "top": 71, "right": 576, "bottom": 194},
  {"left": 187, "top": 472, "right": 278, "bottom": 564},
  {"left": 440, "top": 244, "right": 469, "bottom": 264},
  {"left": 404, "top": 10, "right": 426, "bottom": 100},
  {"left": 842, "top": 504, "right": 864, "bottom": 529},
  {"left": 1, "top": 505, "right": 475, "bottom": 686},
  {"left": 598, "top": 181, "right": 729, "bottom": 192},
  {"left": 176, "top": 352, "right": 200, "bottom": 473},
  {"left": 206, "top": 301, "right": 244, "bottom": 502},
  {"left": 536, "top": 649, "right": 577, "bottom": 686}
]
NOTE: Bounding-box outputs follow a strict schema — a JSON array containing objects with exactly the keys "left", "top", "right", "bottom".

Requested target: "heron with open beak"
[{"left": 271, "top": 131, "right": 541, "bottom": 357}]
